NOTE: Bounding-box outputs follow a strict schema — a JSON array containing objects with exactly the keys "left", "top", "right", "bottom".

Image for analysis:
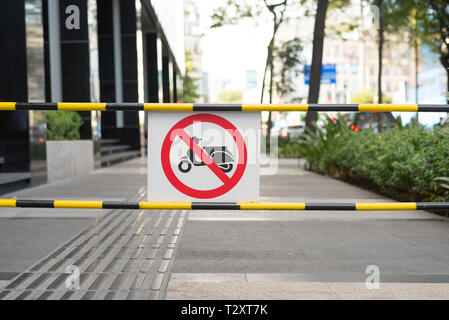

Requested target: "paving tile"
[
  {"left": 0, "top": 159, "right": 188, "bottom": 300},
  {"left": 170, "top": 273, "right": 247, "bottom": 282},
  {"left": 165, "top": 290, "right": 340, "bottom": 300}
]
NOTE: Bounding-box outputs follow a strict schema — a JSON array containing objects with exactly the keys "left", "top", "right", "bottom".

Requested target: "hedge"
[{"left": 278, "top": 116, "right": 449, "bottom": 203}]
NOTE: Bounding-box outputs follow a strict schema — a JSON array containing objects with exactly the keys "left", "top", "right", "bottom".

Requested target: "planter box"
[{"left": 46, "top": 140, "right": 94, "bottom": 183}]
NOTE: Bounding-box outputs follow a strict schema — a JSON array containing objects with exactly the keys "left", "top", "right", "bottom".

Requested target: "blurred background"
[{"left": 0, "top": 0, "right": 448, "bottom": 194}]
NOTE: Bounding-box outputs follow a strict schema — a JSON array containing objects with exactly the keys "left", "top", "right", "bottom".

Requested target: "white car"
[{"left": 281, "top": 125, "right": 305, "bottom": 139}]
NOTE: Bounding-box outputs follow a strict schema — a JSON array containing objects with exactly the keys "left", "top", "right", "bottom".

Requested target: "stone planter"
[{"left": 46, "top": 140, "right": 94, "bottom": 183}]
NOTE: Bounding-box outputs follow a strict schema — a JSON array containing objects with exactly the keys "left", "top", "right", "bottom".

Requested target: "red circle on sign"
[{"left": 161, "top": 113, "right": 247, "bottom": 199}]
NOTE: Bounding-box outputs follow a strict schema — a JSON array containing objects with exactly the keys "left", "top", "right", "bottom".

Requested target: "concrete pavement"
[
  {"left": 167, "top": 159, "right": 449, "bottom": 299},
  {"left": 1, "top": 157, "right": 449, "bottom": 299}
]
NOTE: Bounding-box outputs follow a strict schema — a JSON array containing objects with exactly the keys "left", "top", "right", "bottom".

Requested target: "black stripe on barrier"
[
  {"left": 418, "top": 105, "right": 449, "bottom": 112},
  {"left": 16, "top": 200, "right": 55, "bottom": 208},
  {"left": 193, "top": 104, "right": 242, "bottom": 111},
  {"left": 16, "top": 102, "right": 58, "bottom": 110},
  {"left": 308, "top": 104, "right": 359, "bottom": 111},
  {"left": 105, "top": 103, "right": 144, "bottom": 111},
  {"left": 102, "top": 201, "right": 140, "bottom": 209},
  {"left": 305, "top": 203, "right": 356, "bottom": 210},
  {"left": 191, "top": 202, "right": 240, "bottom": 210},
  {"left": 416, "top": 202, "right": 449, "bottom": 210}
]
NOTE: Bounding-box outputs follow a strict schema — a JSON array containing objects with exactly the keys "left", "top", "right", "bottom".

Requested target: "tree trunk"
[
  {"left": 260, "top": 52, "right": 269, "bottom": 103},
  {"left": 305, "top": 0, "right": 329, "bottom": 132},
  {"left": 446, "top": 68, "right": 449, "bottom": 105},
  {"left": 442, "top": 53, "right": 449, "bottom": 104},
  {"left": 267, "top": 53, "right": 274, "bottom": 143},
  {"left": 264, "top": 1, "right": 286, "bottom": 148},
  {"left": 414, "top": 27, "right": 419, "bottom": 104},
  {"left": 377, "top": 0, "right": 384, "bottom": 132},
  {"left": 414, "top": 25, "right": 419, "bottom": 122}
]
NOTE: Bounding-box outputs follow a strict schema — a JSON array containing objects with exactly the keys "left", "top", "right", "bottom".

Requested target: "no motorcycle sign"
[{"left": 147, "top": 112, "right": 260, "bottom": 202}]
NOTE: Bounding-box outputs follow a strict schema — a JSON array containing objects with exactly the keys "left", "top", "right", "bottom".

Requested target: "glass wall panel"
[{"left": 25, "top": 0, "right": 47, "bottom": 186}]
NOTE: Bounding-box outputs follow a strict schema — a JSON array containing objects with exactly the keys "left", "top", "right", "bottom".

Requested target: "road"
[{"left": 1, "top": 157, "right": 449, "bottom": 299}]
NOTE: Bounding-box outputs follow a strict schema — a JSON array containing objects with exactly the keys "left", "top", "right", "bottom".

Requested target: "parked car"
[{"left": 281, "top": 124, "right": 305, "bottom": 139}]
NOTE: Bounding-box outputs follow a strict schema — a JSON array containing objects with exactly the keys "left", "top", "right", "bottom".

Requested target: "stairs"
[{"left": 95, "top": 139, "right": 141, "bottom": 168}]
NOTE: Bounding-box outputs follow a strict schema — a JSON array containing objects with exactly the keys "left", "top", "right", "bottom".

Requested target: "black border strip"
[
  {"left": 193, "top": 104, "right": 242, "bottom": 111},
  {"left": 192, "top": 202, "right": 240, "bottom": 210},
  {"left": 416, "top": 202, "right": 449, "bottom": 210},
  {"left": 308, "top": 104, "right": 359, "bottom": 111},
  {"left": 105, "top": 103, "right": 144, "bottom": 111},
  {"left": 418, "top": 105, "right": 449, "bottom": 112},
  {"left": 102, "top": 201, "right": 140, "bottom": 209},
  {"left": 305, "top": 203, "right": 356, "bottom": 210},
  {"left": 16, "top": 200, "right": 55, "bottom": 208},
  {"left": 15, "top": 103, "right": 58, "bottom": 110}
]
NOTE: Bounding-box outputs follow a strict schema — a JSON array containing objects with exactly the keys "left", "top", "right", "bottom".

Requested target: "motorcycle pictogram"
[{"left": 178, "top": 137, "right": 234, "bottom": 173}]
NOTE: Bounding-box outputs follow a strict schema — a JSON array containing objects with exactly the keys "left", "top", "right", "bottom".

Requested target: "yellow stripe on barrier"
[
  {"left": 242, "top": 104, "right": 309, "bottom": 112},
  {"left": 0, "top": 102, "right": 16, "bottom": 110},
  {"left": 355, "top": 203, "right": 417, "bottom": 211},
  {"left": 358, "top": 104, "right": 418, "bottom": 112},
  {"left": 0, "top": 199, "right": 17, "bottom": 207},
  {"left": 238, "top": 202, "right": 306, "bottom": 210},
  {"left": 54, "top": 200, "right": 103, "bottom": 209},
  {"left": 58, "top": 102, "right": 107, "bottom": 111},
  {"left": 144, "top": 103, "right": 193, "bottom": 111},
  {"left": 139, "top": 202, "right": 191, "bottom": 210}
]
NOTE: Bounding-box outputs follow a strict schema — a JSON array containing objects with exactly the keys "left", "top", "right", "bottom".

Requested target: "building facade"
[{"left": 0, "top": 0, "right": 184, "bottom": 193}]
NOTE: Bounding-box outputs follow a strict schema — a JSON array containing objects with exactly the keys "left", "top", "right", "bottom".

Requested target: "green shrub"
[
  {"left": 281, "top": 115, "right": 449, "bottom": 203},
  {"left": 46, "top": 111, "right": 83, "bottom": 140},
  {"left": 351, "top": 89, "right": 392, "bottom": 104},
  {"left": 277, "top": 136, "right": 303, "bottom": 158}
]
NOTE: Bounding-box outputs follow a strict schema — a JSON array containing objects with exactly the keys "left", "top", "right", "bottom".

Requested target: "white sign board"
[{"left": 147, "top": 112, "right": 260, "bottom": 202}]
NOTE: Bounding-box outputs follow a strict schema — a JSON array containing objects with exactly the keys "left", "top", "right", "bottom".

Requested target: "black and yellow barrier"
[
  {"left": 1, "top": 102, "right": 449, "bottom": 112},
  {"left": 0, "top": 199, "right": 448, "bottom": 211}
]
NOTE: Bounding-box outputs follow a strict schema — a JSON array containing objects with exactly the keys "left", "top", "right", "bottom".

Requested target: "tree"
[
  {"left": 416, "top": 0, "right": 449, "bottom": 103},
  {"left": 376, "top": 0, "right": 384, "bottom": 131},
  {"left": 212, "top": 0, "right": 355, "bottom": 137},
  {"left": 305, "top": 0, "right": 329, "bottom": 132},
  {"left": 382, "top": 0, "right": 449, "bottom": 105},
  {"left": 378, "top": 1, "right": 424, "bottom": 120},
  {"left": 363, "top": 0, "right": 410, "bottom": 130},
  {"left": 182, "top": 51, "right": 201, "bottom": 103},
  {"left": 217, "top": 89, "right": 244, "bottom": 103},
  {"left": 261, "top": 0, "right": 288, "bottom": 141},
  {"left": 304, "top": 0, "right": 352, "bottom": 132},
  {"left": 274, "top": 37, "right": 304, "bottom": 97},
  {"left": 211, "top": 0, "right": 304, "bottom": 142}
]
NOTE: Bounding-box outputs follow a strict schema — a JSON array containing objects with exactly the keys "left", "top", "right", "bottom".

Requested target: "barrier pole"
[
  {"left": 1, "top": 102, "right": 449, "bottom": 112},
  {"left": 1, "top": 199, "right": 448, "bottom": 211}
]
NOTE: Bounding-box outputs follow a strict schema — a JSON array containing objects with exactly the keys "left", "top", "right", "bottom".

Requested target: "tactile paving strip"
[{"left": 0, "top": 189, "right": 187, "bottom": 300}]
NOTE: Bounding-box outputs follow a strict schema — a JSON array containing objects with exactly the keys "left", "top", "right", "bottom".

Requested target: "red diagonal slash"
[{"left": 176, "top": 129, "right": 231, "bottom": 184}]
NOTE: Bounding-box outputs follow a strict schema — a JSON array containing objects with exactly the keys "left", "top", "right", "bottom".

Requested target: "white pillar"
[
  {"left": 112, "top": 0, "right": 124, "bottom": 128},
  {"left": 48, "top": 0, "right": 62, "bottom": 102}
]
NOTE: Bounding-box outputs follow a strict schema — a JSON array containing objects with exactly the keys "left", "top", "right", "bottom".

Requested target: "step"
[
  {"left": 0, "top": 172, "right": 31, "bottom": 194},
  {"left": 100, "top": 150, "right": 141, "bottom": 166},
  {"left": 0, "top": 172, "right": 32, "bottom": 185},
  {"left": 99, "top": 139, "right": 120, "bottom": 146},
  {"left": 100, "top": 145, "right": 131, "bottom": 154}
]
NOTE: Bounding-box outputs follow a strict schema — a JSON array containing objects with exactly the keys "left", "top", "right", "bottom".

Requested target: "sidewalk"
[
  {"left": 0, "top": 157, "right": 148, "bottom": 297},
  {"left": 1, "top": 157, "right": 449, "bottom": 299},
  {"left": 167, "top": 159, "right": 449, "bottom": 300}
]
